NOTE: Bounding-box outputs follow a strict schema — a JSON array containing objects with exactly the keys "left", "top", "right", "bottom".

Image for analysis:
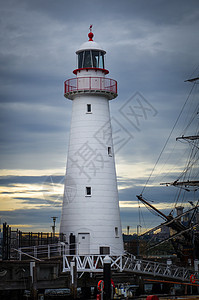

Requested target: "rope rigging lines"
[{"left": 140, "top": 81, "right": 198, "bottom": 199}]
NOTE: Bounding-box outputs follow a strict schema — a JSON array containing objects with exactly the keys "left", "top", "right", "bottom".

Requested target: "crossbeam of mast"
[
  {"left": 176, "top": 135, "right": 199, "bottom": 141},
  {"left": 160, "top": 180, "right": 199, "bottom": 187},
  {"left": 184, "top": 77, "right": 199, "bottom": 82}
]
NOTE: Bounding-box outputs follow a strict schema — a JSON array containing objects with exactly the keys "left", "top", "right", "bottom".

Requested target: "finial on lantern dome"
[{"left": 88, "top": 24, "right": 94, "bottom": 41}]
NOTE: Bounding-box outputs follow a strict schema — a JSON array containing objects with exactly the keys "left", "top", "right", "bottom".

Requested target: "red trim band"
[{"left": 73, "top": 67, "right": 109, "bottom": 75}]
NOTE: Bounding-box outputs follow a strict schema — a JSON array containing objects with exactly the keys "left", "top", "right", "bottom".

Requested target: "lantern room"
[
  {"left": 77, "top": 50, "right": 105, "bottom": 69},
  {"left": 73, "top": 26, "right": 109, "bottom": 75}
]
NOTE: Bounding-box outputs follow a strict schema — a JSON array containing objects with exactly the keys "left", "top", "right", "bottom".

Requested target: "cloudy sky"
[{"left": 0, "top": 0, "right": 199, "bottom": 234}]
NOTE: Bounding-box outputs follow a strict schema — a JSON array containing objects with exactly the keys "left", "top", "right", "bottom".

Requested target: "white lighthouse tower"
[{"left": 60, "top": 26, "right": 124, "bottom": 256}]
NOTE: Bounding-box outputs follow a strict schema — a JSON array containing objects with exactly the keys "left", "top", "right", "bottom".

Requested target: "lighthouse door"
[{"left": 78, "top": 233, "right": 90, "bottom": 255}]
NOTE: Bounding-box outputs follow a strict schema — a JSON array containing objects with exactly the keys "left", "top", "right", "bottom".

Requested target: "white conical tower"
[{"left": 60, "top": 26, "right": 124, "bottom": 256}]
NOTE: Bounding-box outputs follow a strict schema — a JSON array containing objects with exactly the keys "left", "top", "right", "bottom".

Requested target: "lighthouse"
[{"left": 60, "top": 26, "right": 124, "bottom": 256}]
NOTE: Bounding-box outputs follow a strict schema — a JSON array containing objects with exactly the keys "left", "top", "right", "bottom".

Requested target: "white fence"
[{"left": 13, "top": 242, "right": 69, "bottom": 260}]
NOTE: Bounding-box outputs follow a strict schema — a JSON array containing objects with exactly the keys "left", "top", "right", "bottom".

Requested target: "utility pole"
[
  {"left": 127, "top": 226, "right": 130, "bottom": 235},
  {"left": 51, "top": 217, "right": 58, "bottom": 239}
]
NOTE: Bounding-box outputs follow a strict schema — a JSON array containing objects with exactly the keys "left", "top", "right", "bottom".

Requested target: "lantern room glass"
[{"left": 78, "top": 50, "right": 104, "bottom": 69}]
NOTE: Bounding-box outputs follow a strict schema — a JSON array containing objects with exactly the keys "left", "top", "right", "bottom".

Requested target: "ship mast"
[{"left": 136, "top": 75, "right": 199, "bottom": 259}]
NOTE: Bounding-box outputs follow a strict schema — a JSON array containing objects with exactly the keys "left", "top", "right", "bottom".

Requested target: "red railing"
[{"left": 64, "top": 77, "right": 117, "bottom": 95}]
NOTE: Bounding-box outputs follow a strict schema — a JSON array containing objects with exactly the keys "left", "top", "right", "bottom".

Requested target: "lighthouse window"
[
  {"left": 87, "top": 104, "right": 92, "bottom": 113},
  {"left": 86, "top": 186, "right": 91, "bottom": 196},
  {"left": 99, "top": 52, "right": 104, "bottom": 69},
  {"left": 92, "top": 51, "right": 104, "bottom": 68},
  {"left": 115, "top": 227, "right": 119, "bottom": 237},
  {"left": 108, "top": 147, "right": 112, "bottom": 156},
  {"left": 78, "top": 52, "right": 84, "bottom": 68},
  {"left": 100, "top": 246, "right": 110, "bottom": 255},
  {"left": 92, "top": 51, "right": 99, "bottom": 68},
  {"left": 83, "top": 50, "right": 92, "bottom": 68}
]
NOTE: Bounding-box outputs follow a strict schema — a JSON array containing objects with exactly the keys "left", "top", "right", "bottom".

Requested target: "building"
[{"left": 60, "top": 26, "right": 124, "bottom": 256}]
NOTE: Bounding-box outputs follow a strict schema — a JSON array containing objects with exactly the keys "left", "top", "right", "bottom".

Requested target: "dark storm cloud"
[
  {"left": 0, "top": 208, "right": 61, "bottom": 226},
  {"left": 119, "top": 184, "right": 180, "bottom": 205},
  {"left": 0, "top": 175, "right": 64, "bottom": 186},
  {"left": 15, "top": 0, "right": 199, "bottom": 27},
  {"left": 120, "top": 206, "right": 173, "bottom": 232},
  {"left": 14, "top": 197, "right": 62, "bottom": 207},
  {"left": 0, "top": 101, "right": 71, "bottom": 169}
]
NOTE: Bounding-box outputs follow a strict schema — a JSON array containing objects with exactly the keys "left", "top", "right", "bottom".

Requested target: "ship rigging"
[{"left": 137, "top": 74, "right": 199, "bottom": 262}]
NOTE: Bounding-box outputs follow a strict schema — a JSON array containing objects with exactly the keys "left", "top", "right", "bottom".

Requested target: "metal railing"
[
  {"left": 123, "top": 254, "right": 197, "bottom": 281},
  {"left": 63, "top": 253, "right": 198, "bottom": 282},
  {"left": 11, "top": 242, "right": 199, "bottom": 282},
  {"left": 64, "top": 77, "right": 117, "bottom": 95},
  {"left": 13, "top": 242, "right": 69, "bottom": 260}
]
